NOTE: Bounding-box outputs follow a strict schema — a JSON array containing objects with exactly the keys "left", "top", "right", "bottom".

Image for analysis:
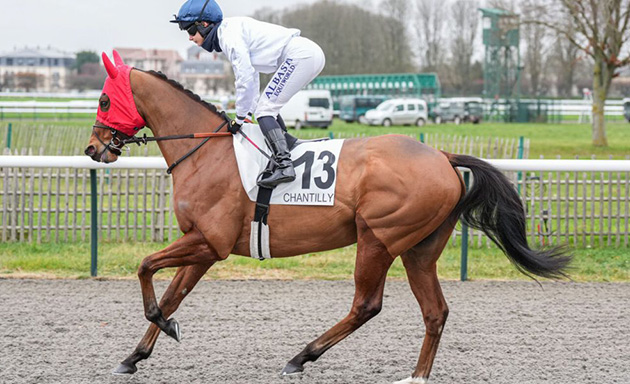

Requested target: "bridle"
[
  {"left": 92, "top": 123, "right": 131, "bottom": 157},
  {"left": 91, "top": 110, "right": 232, "bottom": 174}
]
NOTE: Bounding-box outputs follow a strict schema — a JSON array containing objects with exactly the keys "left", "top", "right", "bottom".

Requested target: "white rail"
[{"left": 0, "top": 156, "right": 167, "bottom": 169}]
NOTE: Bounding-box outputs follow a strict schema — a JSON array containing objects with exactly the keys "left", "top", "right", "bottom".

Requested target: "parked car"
[
  {"left": 339, "top": 95, "right": 389, "bottom": 123},
  {"left": 433, "top": 97, "right": 484, "bottom": 124},
  {"left": 280, "top": 90, "right": 333, "bottom": 129},
  {"left": 364, "top": 98, "right": 428, "bottom": 127}
]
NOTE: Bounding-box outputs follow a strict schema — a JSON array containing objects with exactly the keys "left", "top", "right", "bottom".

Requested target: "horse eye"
[{"left": 99, "top": 94, "right": 111, "bottom": 111}]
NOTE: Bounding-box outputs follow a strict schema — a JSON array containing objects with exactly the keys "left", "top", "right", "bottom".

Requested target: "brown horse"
[{"left": 85, "top": 53, "right": 570, "bottom": 383}]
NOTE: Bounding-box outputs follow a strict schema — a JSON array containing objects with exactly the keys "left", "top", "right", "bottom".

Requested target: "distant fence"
[
  {"left": 1, "top": 156, "right": 629, "bottom": 250},
  {"left": 0, "top": 99, "right": 628, "bottom": 122}
]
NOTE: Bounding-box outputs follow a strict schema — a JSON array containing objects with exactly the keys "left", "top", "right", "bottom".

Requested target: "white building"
[
  {"left": 179, "top": 46, "right": 232, "bottom": 97},
  {"left": 0, "top": 47, "right": 76, "bottom": 92},
  {"left": 114, "top": 48, "right": 184, "bottom": 81}
]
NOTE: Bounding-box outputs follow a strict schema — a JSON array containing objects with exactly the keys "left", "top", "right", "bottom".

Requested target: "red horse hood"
[{"left": 97, "top": 51, "right": 146, "bottom": 136}]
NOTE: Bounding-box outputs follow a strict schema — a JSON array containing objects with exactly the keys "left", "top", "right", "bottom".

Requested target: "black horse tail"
[{"left": 445, "top": 152, "right": 572, "bottom": 279}]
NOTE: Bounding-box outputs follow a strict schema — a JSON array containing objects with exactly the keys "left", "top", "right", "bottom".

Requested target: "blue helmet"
[{"left": 171, "top": 0, "right": 223, "bottom": 26}]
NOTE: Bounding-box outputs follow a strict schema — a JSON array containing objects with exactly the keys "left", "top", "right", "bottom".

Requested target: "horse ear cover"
[
  {"left": 102, "top": 52, "right": 119, "bottom": 79},
  {"left": 112, "top": 50, "right": 124, "bottom": 66}
]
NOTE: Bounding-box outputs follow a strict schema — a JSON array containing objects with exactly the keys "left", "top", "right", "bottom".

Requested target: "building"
[
  {"left": 0, "top": 47, "right": 76, "bottom": 92},
  {"left": 114, "top": 48, "right": 184, "bottom": 80},
  {"left": 178, "top": 46, "right": 232, "bottom": 97}
]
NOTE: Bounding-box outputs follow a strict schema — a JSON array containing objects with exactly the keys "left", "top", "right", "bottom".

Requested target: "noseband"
[{"left": 92, "top": 123, "right": 132, "bottom": 157}]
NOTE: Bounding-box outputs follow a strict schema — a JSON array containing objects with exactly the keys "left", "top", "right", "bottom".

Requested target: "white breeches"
[{"left": 255, "top": 36, "right": 326, "bottom": 118}]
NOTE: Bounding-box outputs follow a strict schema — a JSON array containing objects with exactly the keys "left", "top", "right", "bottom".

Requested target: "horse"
[{"left": 85, "top": 52, "right": 571, "bottom": 384}]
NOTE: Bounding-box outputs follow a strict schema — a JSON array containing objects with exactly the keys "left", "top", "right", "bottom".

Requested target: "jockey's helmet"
[{"left": 170, "top": 0, "right": 223, "bottom": 30}]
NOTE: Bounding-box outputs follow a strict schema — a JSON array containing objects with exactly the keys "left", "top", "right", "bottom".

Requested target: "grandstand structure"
[{"left": 306, "top": 73, "right": 441, "bottom": 108}]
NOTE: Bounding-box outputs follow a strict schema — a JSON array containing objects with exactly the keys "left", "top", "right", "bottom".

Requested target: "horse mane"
[{"left": 143, "top": 70, "right": 220, "bottom": 115}]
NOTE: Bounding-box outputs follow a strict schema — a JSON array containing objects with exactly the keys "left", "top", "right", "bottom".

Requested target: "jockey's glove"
[{"left": 228, "top": 119, "right": 242, "bottom": 134}]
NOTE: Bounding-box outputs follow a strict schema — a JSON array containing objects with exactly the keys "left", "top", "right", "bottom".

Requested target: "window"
[
  {"left": 6, "top": 58, "right": 13, "bottom": 66},
  {"left": 309, "top": 98, "right": 330, "bottom": 109},
  {"left": 395, "top": 104, "right": 404, "bottom": 112},
  {"left": 407, "top": 104, "right": 416, "bottom": 111},
  {"left": 418, "top": 104, "right": 425, "bottom": 111}
]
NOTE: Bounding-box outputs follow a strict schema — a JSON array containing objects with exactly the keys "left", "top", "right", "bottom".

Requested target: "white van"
[
  {"left": 279, "top": 90, "right": 333, "bottom": 129},
  {"left": 364, "top": 98, "right": 428, "bottom": 127}
]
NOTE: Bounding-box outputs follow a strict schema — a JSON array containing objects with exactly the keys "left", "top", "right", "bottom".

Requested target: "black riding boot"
[{"left": 258, "top": 117, "right": 296, "bottom": 188}]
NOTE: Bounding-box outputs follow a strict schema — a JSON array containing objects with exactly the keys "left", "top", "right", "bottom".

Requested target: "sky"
[{"left": 0, "top": 0, "right": 359, "bottom": 57}]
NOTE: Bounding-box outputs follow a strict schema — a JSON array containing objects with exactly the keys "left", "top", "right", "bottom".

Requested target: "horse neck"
[{"left": 130, "top": 70, "right": 231, "bottom": 173}]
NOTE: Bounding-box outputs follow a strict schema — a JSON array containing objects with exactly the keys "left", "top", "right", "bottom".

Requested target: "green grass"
[{"left": 0, "top": 241, "right": 628, "bottom": 282}]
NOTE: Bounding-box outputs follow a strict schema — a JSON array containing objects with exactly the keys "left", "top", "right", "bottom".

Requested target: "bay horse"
[{"left": 85, "top": 52, "right": 570, "bottom": 383}]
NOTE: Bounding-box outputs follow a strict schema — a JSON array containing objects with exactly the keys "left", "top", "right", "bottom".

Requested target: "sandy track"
[{"left": 0, "top": 279, "right": 628, "bottom": 383}]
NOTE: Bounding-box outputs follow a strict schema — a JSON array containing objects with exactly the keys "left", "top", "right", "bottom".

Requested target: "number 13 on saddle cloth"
[{"left": 233, "top": 123, "right": 343, "bottom": 206}]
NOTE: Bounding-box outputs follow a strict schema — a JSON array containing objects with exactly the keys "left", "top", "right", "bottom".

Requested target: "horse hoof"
[
  {"left": 392, "top": 377, "right": 428, "bottom": 384},
  {"left": 165, "top": 318, "right": 181, "bottom": 342},
  {"left": 112, "top": 362, "right": 137, "bottom": 375},
  {"left": 281, "top": 362, "right": 304, "bottom": 376}
]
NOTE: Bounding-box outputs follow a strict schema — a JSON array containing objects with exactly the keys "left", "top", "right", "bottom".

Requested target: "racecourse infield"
[{"left": 0, "top": 279, "right": 628, "bottom": 383}]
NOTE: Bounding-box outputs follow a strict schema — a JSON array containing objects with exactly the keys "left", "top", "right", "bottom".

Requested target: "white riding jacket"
[{"left": 217, "top": 17, "right": 301, "bottom": 119}]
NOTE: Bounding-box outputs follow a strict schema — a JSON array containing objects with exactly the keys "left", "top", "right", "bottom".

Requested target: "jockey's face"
[
  {"left": 188, "top": 21, "right": 210, "bottom": 46},
  {"left": 189, "top": 31, "right": 204, "bottom": 45}
]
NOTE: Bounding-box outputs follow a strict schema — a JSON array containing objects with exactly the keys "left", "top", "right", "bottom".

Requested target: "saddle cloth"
[{"left": 233, "top": 123, "right": 344, "bottom": 206}]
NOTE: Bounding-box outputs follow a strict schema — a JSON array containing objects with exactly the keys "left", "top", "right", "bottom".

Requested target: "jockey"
[{"left": 171, "top": 0, "right": 326, "bottom": 188}]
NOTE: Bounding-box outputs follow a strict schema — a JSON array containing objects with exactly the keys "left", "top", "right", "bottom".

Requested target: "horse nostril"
[{"left": 85, "top": 145, "right": 96, "bottom": 157}]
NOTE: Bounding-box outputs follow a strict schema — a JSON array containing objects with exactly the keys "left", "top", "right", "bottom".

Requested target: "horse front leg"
[
  {"left": 113, "top": 262, "right": 213, "bottom": 375},
  {"left": 136, "top": 230, "right": 217, "bottom": 343}
]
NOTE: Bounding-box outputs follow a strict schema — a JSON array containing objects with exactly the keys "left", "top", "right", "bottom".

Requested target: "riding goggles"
[{"left": 186, "top": 23, "right": 199, "bottom": 36}]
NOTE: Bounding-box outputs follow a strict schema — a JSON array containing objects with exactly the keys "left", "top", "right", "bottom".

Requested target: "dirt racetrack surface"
[{"left": 1, "top": 279, "right": 628, "bottom": 384}]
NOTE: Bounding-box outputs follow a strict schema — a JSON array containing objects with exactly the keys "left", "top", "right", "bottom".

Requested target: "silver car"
[{"left": 364, "top": 98, "right": 428, "bottom": 127}]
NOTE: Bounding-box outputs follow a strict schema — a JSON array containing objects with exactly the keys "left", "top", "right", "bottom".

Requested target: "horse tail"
[{"left": 444, "top": 152, "right": 572, "bottom": 279}]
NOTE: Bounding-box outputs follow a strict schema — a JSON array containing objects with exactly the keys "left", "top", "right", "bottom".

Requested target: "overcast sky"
[{"left": 0, "top": 0, "right": 359, "bottom": 57}]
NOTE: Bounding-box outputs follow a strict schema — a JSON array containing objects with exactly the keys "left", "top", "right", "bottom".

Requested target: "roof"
[
  {"left": 113, "top": 48, "right": 184, "bottom": 62},
  {"left": 0, "top": 47, "right": 74, "bottom": 59},
  {"left": 479, "top": 8, "right": 517, "bottom": 17}
]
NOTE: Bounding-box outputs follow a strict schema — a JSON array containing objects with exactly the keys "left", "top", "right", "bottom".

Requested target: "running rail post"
[
  {"left": 6, "top": 123, "right": 12, "bottom": 149},
  {"left": 517, "top": 136, "right": 524, "bottom": 195},
  {"left": 460, "top": 171, "right": 470, "bottom": 282},
  {"left": 90, "top": 169, "right": 98, "bottom": 277}
]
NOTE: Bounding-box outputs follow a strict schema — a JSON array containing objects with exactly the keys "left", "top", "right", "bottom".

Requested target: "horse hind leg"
[
  {"left": 113, "top": 263, "right": 213, "bottom": 375},
  {"left": 394, "top": 218, "right": 456, "bottom": 384},
  {"left": 282, "top": 216, "right": 394, "bottom": 375}
]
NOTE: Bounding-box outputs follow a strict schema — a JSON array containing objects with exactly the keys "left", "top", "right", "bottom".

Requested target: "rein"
[{"left": 94, "top": 112, "right": 232, "bottom": 174}]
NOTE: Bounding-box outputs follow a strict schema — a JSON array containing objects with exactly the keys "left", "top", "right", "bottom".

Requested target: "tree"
[
  {"left": 251, "top": 6, "right": 283, "bottom": 24},
  {"left": 537, "top": 0, "right": 630, "bottom": 147},
  {"left": 520, "top": 0, "right": 552, "bottom": 96},
  {"left": 67, "top": 62, "right": 106, "bottom": 91},
  {"left": 549, "top": 21, "right": 581, "bottom": 97},
  {"left": 74, "top": 51, "right": 100, "bottom": 74},
  {"left": 278, "top": 1, "right": 414, "bottom": 74},
  {"left": 414, "top": 0, "right": 447, "bottom": 71},
  {"left": 16, "top": 72, "right": 42, "bottom": 92},
  {"left": 380, "top": 0, "right": 414, "bottom": 72},
  {"left": 448, "top": 0, "right": 480, "bottom": 94}
]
